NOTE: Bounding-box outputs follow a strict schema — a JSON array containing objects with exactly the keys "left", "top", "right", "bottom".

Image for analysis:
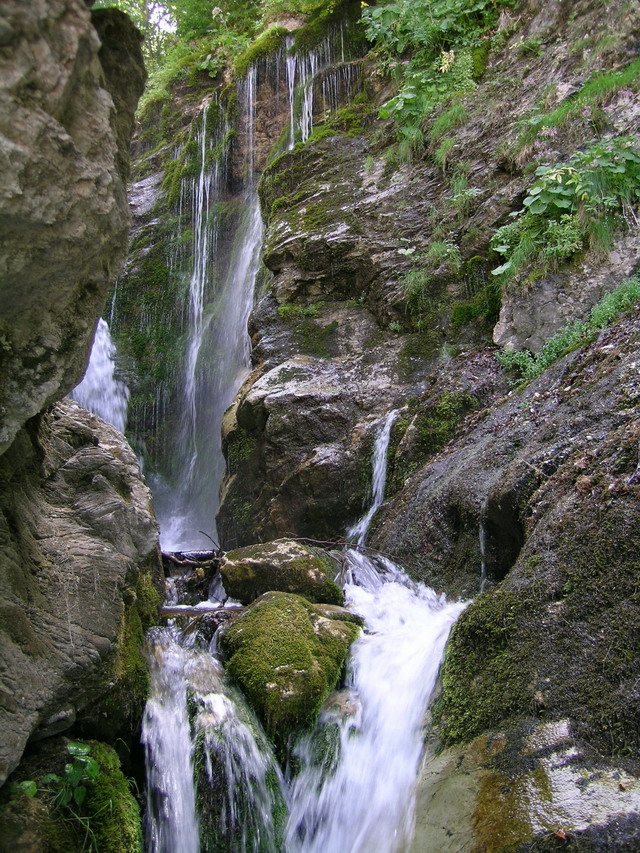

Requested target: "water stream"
[
  {"left": 140, "top": 20, "right": 465, "bottom": 853},
  {"left": 142, "top": 403, "right": 465, "bottom": 852},
  {"left": 70, "top": 317, "right": 129, "bottom": 433}
]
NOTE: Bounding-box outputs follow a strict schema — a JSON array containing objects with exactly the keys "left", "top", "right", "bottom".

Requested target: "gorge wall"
[{"left": 0, "top": 2, "right": 159, "bottom": 846}]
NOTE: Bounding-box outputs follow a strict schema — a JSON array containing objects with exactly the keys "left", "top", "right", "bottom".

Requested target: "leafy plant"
[
  {"left": 362, "top": 0, "right": 514, "bottom": 158},
  {"left": 42, "top": 742, "right": 100, "bottom": 810},
  {"left": 491, "top": 136, "right": 640, "bottom": 283},
  {"left": 497, "top": 275, "right": 640, "bottom": 382}
]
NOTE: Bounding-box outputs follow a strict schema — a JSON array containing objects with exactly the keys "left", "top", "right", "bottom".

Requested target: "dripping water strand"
[{"left": 347, "top": 409, "right": 399, "bottom": 548}]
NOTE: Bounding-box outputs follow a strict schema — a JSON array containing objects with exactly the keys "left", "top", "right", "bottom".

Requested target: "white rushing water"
[
  {"left": 143, "top": 630, "right": 200, "bottom": 853},
  {"left": 153, "top": 75, "right": 263, "bottom": 552},
  {"left": 143, "top": 625, "right": 286, "bottom": 853},
  {"left": 70, "top": 317, "right": 129, "bottom": 433},
  {"left": 287, "top": 557, "right": 466, "bottom": 853},
  {"left": 143, "top": 405, "right": 466, "bottom": 853}
]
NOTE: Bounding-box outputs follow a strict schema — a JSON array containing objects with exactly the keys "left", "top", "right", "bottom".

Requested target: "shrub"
[{"left": 497, "top": 275, "right": 640, "bottom": 382}]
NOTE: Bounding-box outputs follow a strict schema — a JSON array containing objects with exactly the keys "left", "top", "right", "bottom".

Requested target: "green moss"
[
  {"left": 435, "top": 589, "right": 535, "bottom": 745},
  {"left": 398, "top": 329, "right": 442, "bottom": 377},
  {"left": 84, "top": 569, "right": 160, "bottom": 740},
  {"left": 292, "top": 0, "right": 364, "bottom": 53},
  {"left": 222, "top": 541, "right": 344, "bottom": 605},
  {"left": 83, "top": 742, "right": 142, "bottom": 853},
  {"left": 234, "top": 26, "right": 288, "bottom": 77},
  {"left": 0, "top": 740, "right": 142, "bottom": 853},
  {"left": 220, "top": 593, "right": 359, "bottom": 749}
]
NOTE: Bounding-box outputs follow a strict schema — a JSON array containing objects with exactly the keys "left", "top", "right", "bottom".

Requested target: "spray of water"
[{"left": 70, "top": 317, "right": 129, "bottom": 433}]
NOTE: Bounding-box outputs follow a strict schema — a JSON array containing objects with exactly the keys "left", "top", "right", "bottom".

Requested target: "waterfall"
[
  {"left": 142, "top": 630, "right": 200, "bottom": 853},
  {"left": 347, "top": 409, "right": 399, "bottom": 546},
  {"left": 143, "top": 406, "right": 465, "bottom": 852},
  {"left": 142, "top": 627, "right": 285, "bottom": 853},
  {"left": 140, "top": 13, "right": 465, "bottom": 851},
  {"left": 152, "top": 81, "right": 263, "bottom": 552},
  {"left": 70, "top": 317, "right": 129, "bottom": 433},
  {"left": 280, "top": 27, "right": 361, "bottom": 148}
]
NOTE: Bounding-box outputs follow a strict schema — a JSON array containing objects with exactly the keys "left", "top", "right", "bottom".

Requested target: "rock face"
[
  {"left": 0, "top": 399, "right": 163, "bottom": 786},
  {"left": 0, "top": 0, "right": 145, "bottom": 456},
  {"left": 220, "top": 539, "right": 344, "bottom": 605},
  {"left": 374, "top": 310, "right": 640, "bottom": 846},
  {"left": 219, "top": 591, "right": 359, "bottom": 749}
]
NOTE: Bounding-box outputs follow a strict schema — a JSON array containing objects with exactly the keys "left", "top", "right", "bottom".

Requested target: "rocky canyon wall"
[{"left": 0, "top": 0, "right": 158, "bottom": 809}]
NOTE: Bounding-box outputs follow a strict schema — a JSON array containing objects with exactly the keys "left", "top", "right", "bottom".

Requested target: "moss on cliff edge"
[
  {"left": 220, "top": 592, "right": 358, "bottom": 749},
  {"left": 436, "top": 491, "right": 640, "bottom": 761}
]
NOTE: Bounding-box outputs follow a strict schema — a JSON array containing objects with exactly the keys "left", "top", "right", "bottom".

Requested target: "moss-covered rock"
[
  {"left": 219, "top": 591, "right": 359, "bottom": 749},
  {"left": 0, "top": 738, "right": 142, "bottom": 853},
  {"left": 220, "top": 539, "right": 344, "bottom": 605}
]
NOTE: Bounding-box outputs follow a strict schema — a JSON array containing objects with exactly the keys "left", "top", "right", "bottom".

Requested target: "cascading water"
[
  {"left": 284, "top": 413, "right": 466, "bottom": 853},
  {"left": 142, "top": 16, "right": 464, "bottom": 853},
  {"left": 70, "top": 317, "right": 129, "bottom": 433},
  {"left": 286, "top": 564, "right": 465, "bottom": 853},
  {"left": 347, "top": 409, "right": 399, "bottom": 546},
  {"left": 142, "top": 631, "right": 200, "bottom": 853},
  {"left": 151, "top": 80, "right": 263, "bottom": 552}
]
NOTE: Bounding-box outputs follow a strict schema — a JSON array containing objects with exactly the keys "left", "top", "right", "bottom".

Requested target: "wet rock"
[
  {"left": 220, "top": 539, "right": 344, "bottom": 606},
  {"left": 411, "top": 721, "right": 640, "bottom": 852},
  {"left": 0, "top": 0, "right": 145, "bottom": 455},
  {"left": 0, "top": 399, "right": 163, "bottom": 786},
  {"left": 219, "top": 591, "right": 359, "bottom": 749}
]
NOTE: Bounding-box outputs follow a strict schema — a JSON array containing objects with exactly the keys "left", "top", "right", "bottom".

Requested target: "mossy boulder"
[
  {"left": 0, "top": 738, "right": 142, "bottom": 853},
  {"left": 220, "top": 539, "right": 344, "bottom": 605},
  {"left": 219, "top": 592, "right": 359, "bottom": 748}
]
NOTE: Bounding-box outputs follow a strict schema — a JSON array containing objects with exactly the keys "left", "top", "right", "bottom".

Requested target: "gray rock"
[
  {"left": 0, "top": 399, "right": 162, "bottom": 786},
  {"left": 220, "top": 539, "right": 344, "bottom": 606},
  {"left": 0, "top": 0, "right": 145, "bottom": 456}
]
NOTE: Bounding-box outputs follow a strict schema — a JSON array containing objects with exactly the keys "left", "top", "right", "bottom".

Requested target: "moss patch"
[
  {"left": 220, "top": 592, "right": 359, "bottom": 749},
  {"left": 234, "top": 26, "right": 288, "bottom": 77},
  {"left": 0, "top": 739, "right": 142, "bottom": 853},
  {"left": 221, "top": 539, "right": 344, "bottom": 605}
]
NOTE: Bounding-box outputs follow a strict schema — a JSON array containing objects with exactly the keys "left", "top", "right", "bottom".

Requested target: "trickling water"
[
  {"left": 70, "top": 317, "right": 129, "bottom": 433},
  {"left": 347, "top": 409, "right": 399, "bottom": 546}
]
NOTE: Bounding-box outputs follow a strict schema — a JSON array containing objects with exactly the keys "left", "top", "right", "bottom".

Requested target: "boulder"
[
  {"left": 219, "top": 591, "right": 359, "bottom": 749},
  {"left": 411, "top": 721, "right": 640, "bottom": 852},
  {"left": 220, "top": 539, "right": 344, "bottom": 605},
  {"left": 0, "top": 0, "right": 145, "bottom": 455},
  {"left": 0, "top": 399, "right": 163, "bottom": 786}
]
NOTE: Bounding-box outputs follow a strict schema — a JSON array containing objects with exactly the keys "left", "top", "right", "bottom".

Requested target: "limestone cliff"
[
  {"left": 0, "top": 0, "right": 145, "bottom": 456},
  {"left": 0, "top": 0, "right": 155, "bottom": 799}
]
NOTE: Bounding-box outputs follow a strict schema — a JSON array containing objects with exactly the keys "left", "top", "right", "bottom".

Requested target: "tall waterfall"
[
  {"left": 151, "top": 82, "right": 263, "bottom": 552},
  {"left": 70, "top": 317, "right": 129, "bottom": 433}
]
